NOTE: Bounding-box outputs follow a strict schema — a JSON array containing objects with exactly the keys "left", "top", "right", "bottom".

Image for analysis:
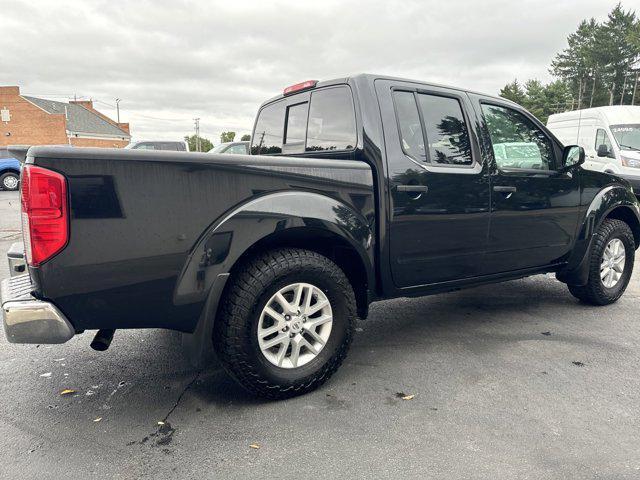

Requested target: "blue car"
[{"left": 0, "top": 148, "right": 20, "bottom": 191}]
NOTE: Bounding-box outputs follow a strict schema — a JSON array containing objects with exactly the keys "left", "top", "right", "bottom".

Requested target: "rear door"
[
  {"left": 471, "top": 96, "right": 580, "bottom": 272},
  {"left": 376, "top": 80, "right": 491, "bottom": 288}
]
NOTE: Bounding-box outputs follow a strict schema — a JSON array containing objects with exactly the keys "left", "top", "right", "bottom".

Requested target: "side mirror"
[
  {"left": 597, "top": 144, "right": 610, "bottom": 157},
  {"left": 561, "top": 145, "right": 585, "bottom": 170}
]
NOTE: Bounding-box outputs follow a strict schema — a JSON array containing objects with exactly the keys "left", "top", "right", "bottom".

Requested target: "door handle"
[
  {"left": 493, "top": 186, "right": 517, "bottom": 193},
  {"left": 397, "top": 185, "right": 428, "bottom": 193}
]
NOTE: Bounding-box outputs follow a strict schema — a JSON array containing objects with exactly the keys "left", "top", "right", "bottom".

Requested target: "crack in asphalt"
[
  {"left": 128, "top": 371, "right": 201, "bottom": 451},
  {"left": 162, "top": 371, "right": 200, "bottom": 423}
]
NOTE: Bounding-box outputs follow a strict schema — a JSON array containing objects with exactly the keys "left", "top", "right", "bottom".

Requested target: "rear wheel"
[
  {"left": 568, "top": 218, "right": 634, "bottom": 305},
  {"left": 214, "top": 248, "right": 356, "bottom": 399},
  {"left": 0, "top": 172, "right": 19, "bottom": 191}
]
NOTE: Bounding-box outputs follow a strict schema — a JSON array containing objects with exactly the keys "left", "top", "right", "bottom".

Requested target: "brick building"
[{"left": 0, "top": 86, "right": 131, "bottom": 148}]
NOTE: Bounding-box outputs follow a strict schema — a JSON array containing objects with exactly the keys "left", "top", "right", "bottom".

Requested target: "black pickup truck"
[{"left": 3, "top": 74, "right": 640, "bottom": 399}]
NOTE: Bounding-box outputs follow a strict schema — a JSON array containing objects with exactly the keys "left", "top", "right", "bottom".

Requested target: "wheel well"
[
  {"left": 230, "top": 228, "right": 371, "bottom": 319},
  {"left": 606, "top": 206, "right": 640, "bottom": 248}
]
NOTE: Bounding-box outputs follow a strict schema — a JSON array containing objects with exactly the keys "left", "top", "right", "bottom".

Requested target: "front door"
[
  {"left": 475, "top": 99, "right": 581, "bottom": 273},
  {"left": 377, "top": 81, "right": 491, "bottom": 288}
]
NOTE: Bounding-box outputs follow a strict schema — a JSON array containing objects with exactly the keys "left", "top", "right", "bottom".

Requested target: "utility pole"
[
  {"left": 115, "top": 98, "right": 121, "bottom": 123},
  {"left": 194, "top": 118, "right": 201, "bottom": 152},
  {"left": 621, "top": 74, "right": 628, "bottom": 106},
  {"left": 633, "top": 72, "right": 639, "bottom": 106}
]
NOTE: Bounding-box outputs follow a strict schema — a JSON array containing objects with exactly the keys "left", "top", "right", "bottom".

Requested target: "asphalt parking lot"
[{"left": 1, "top": 189, "right": 640, "bottom": 479}]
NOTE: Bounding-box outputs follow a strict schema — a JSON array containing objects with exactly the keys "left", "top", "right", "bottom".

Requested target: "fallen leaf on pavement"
[
  {"left": 93, "top": 417, "right": 102, "bottom": 423},
  {"left": 60, "top": 389, "right": 76, "bottom": 396},
  {"left": 394, "top": 392, "right": 416, "bottom": 400},
  {"left": 40, "top": 372, "right": 52, "bottom": 378},
  {"left": 157, "top": 421, "right": 165, "bottom": 426},
  {"left": 249, "top": 444, "right": 260, "bottom": 449}
]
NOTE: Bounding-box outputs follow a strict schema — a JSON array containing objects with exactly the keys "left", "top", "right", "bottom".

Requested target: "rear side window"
[
  {"left": 416, "top": 94, "right": 473, "bottom": 165},
  {"left": 306, "top": 87, "right": 356, "bottom": 152},
  {"left": 251, "top": 85, "right": 356, "bottom": 155},
  {"left": 393, "top": 90, "right": 473, "bottom": 166},
  {"left": 393, "top": 91, "right": 425, "bottom": 160}
]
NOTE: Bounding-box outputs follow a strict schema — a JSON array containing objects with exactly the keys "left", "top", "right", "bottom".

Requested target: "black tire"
[
  {"left": 568, "top": 218, "right": 635, "bottom": 305},
  {"left": 213, "top": 248, "right": 356, "bottom": 399},
  {"left": 0, "top": 172, "right": 19, "bottom": 191}
]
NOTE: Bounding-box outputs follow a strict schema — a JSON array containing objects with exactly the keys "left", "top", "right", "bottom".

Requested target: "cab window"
[
  {"left": 595, "top": 129, "right": 613, "bottom": 152},
  {"left": 251, "top": 102, "right": 285, "bottom": 154},
  {"left": 306, "top": 87, "right": 356, "bottom": 152},
  {"left": 481, "top": 104, "right": 554, "bottom": 171},
  {"left": 251, "top": 85, "right": 356, "bottom": 155},
  {"left": 393, "top": 91, "right": 473, "bottom": 166},
  {"left": 284, "top": 102, "right": 308, "bottom": 145},
  {"left": 416, "top": 93, "right": 473, "bottom": 166}
]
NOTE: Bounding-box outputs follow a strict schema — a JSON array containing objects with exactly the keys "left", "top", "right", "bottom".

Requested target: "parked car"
[
  {"left": 3, "top": 74, "right": 639, "bottom": 399},
  {"left": 547, "top": 106, "right": 640, "bottom": 194},
  {"left": 207, "top": 141, "right": 249, "bottom": 155},
  {"left": 0, "top": 148, "right": 21, "bottom": 191},
  {"left": 125, "top": 140, "right": 189, "bottom": 152}
]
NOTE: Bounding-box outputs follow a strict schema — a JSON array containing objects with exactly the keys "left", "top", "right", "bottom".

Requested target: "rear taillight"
[{"left": 20, "top": 165, "right": 69, "bottom": 266}]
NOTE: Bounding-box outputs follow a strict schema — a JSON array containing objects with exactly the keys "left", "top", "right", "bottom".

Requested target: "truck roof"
[{"left": 259, "top": 73, "right": 515, "bottom": 109}]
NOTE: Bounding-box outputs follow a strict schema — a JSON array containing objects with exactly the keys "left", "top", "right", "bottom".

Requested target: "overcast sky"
[{"left": 1, "top": 0, "right": 619, "bottom": 144}]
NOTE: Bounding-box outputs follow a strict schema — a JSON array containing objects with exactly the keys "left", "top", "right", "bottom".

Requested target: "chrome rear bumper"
[{"left": 1, "top": 274, "right": 74, "bottom": 344}]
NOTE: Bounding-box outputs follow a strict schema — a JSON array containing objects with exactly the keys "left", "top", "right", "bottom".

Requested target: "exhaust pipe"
[{"left": 91, "top": 329, "right": 115, "bottom": 351}]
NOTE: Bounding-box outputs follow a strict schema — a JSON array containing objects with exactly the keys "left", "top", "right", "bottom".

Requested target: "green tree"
[
  {"left": 240, "top": 134, "right": 251, "bottom": 141},
  {"left": 185, "top": 134, "right": 213, "bottom": 152},
  {"left": 220, "top": 131, "right": 236, "bottom": 143},
  {"left": 550, "top": 18, "right": 600, "bottom": 108},
  {"left": 501, "top": 4, "right": 640, "bottom": 119},
  {"left": 499, "top": 80, "right": 526, "bottom": 105},
  {"left": 597, "top": 4, "right": 639, "bottom": 105}
]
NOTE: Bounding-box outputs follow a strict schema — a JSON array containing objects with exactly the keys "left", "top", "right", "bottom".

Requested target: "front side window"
[
  {"left": 251, "top": 102, "right": 285, "bottom": 154},
  {"left": 306, "top": 87, "right": 356, "bottom": 152},
  {"left": 481, "top": 104, "right": 554, "bottom": 171},
  {"left": 225, "top": 144, "right": 248, "bottom": 155},
  {"left": 595, "top": 129, "right": 613, "bottom": 153}
]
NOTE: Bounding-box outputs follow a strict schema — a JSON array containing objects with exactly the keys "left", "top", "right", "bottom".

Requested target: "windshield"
[
  {"left": 209, "top": 143, "right": 229, "bottom": 153},
  {"left": 610, "top": 124, "right": 640, "bottom": 151}
]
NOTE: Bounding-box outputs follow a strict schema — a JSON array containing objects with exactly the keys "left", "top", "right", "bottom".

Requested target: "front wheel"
[
  {"left": 214, "top": 248, "right": 356, "bottom": 399},
  {"left": 568, "top": 218, "right": 635, "bottom": 305},
  {"left": 0, "top": 172, "right": 19, "bottom": 191}
]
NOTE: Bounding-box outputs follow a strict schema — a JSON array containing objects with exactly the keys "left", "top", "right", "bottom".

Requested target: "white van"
[{"left": 547, "top": 106, "right": 640, "bottom": 178}]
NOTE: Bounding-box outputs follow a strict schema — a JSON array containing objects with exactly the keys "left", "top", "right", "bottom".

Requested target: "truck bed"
[{"left": 25, "top": 146, "right": 375, "bottom": 333}]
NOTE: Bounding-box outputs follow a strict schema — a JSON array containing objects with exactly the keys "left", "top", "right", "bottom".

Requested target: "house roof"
[{"left": 23, "top": 96, "right": 130, "bottom": 138}]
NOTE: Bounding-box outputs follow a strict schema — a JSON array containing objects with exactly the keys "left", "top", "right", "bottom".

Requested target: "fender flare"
[
  {"left": 557, "top": 185, "right": 640, "bottom": 285},
  {"left": 173, "top": 190, "right": 374, "bottom": 305}
]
